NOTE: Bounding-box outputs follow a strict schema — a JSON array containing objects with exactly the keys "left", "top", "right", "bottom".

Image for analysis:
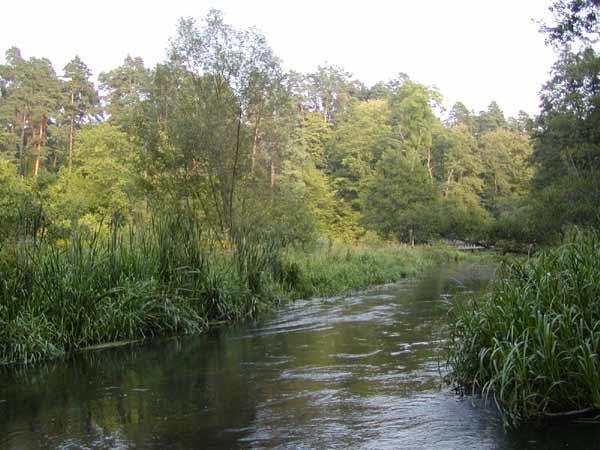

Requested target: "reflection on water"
[{"left": 1, "top": 262, "right": 599, "bottom": 449}]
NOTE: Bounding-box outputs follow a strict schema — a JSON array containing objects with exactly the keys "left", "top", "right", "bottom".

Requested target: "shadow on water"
[{"left": 2, "top": 262, "right": 600, "bottom": 449}]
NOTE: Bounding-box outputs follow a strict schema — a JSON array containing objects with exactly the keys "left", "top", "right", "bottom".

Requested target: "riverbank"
[
  {"left": 281, "top": 243, "right": 468, "bottom": 299},
  {"left": 0, "top": 219, "right": 473, "bottom": 366},
  {"left": 446, "top": 229, "right": 600, "bottom": 427},
  {"left": 2, "top": 260, "right": 520, "bottom": 450}
]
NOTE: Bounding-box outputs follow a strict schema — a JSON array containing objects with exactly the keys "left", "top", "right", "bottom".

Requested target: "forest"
[{"left": 2, "top": 9, "right": 597, "bottom": 249}]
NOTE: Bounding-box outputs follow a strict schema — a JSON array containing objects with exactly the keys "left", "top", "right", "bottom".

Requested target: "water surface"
[{"left": 1, "top": 262, "right": 599, "bottom": 449}]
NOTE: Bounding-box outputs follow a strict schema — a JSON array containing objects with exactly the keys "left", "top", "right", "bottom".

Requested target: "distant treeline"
[{"left": 1, "top": 7, "right": 598, "bottom": 246}]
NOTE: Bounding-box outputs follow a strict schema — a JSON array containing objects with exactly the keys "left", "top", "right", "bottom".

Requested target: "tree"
[
  {"left": 327, "top": 99, "right": 391, "bottom": 207},
  {"left": 306, "top": 65, "right": 355, "bottom": 124},
  {"left": 543, "top": 0, "right": 600, "bottom": 46},
  {"left": 475, "top": 101, "right": 507, "bottom": 135},
  {"left": 0, "top": 159, "right": 33, "bottom": 241},
  {"left": 361, "top": 144, "right": 439, "bottom": 244},
  {"left": 479, "top": 128, "right": 533, "bottom": 214},
  {"left": 99, "top": 56, "right": 149, "bottom": 132},
  {"left": 62, "top": 56, "right": 99, "bottom": 173},
  {"left": 48, "top": 123, "right": 138, "bottom": 233},
  {"left": 389, "top": 80, "right": 441, "bottom": 180},
  {"left": 530, "top": 47, "right": 600, "bottom": 237},
  {"left": 507, "top": 111, "right": 534, "bottom": 133},
  {"left": 140, "top": 10, "right": 287, "bottom": 238},
  {"left": 433, "top": 124, "right": 490, "bottom": 238},
  {"left": 0, "top": 49, "right": 62, "bottom": 177},
  {"left": 446, "top": 101, "right": 475, "bottom": 130}
]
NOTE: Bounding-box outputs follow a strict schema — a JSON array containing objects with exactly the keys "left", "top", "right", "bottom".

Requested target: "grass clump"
[{"left": 446, "top": 228, "right": 600, "bottom": 427}]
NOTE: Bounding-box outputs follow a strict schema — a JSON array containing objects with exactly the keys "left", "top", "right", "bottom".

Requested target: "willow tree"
[{"left": 139, "top": 10, "right": 287, "bottom": 238}]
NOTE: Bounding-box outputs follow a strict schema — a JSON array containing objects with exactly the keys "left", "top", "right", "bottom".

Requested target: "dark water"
[{"left": 2, "top": 262, "right": 600, "bottom": 450}]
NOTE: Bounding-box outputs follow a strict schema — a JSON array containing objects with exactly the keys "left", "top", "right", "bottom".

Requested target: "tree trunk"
[
  {"left": 323, "top": 94, "right": 329, "bottom": 123},
  {"left": 444, "top": 169, "right": 454, "bottom": 197},
  {"left": 68, "top": 91, "right": 75, "bottom": 173},
  {"left": 33, "top": 157, "right": 40, "bottom": 177},
  {"left": 270, "top": 158, "right": 276, "bottom": 189},
  {"left": 19, "top": 112, "right": 26, "bottom": 176},
  {"left": 250, "top": 105, "right": 262, "bottom": 173},
  {"left": 426, "top": 147, "right": 433, "bottom": 180},
  {"left": 34, "top": 120, "right": 44, "bottom": 177},
  {"left": 298, "top": 102, "right": 305, "bottom": 121},
  {"left": 228, "top": 108, "right": 243, "bottom": 232}
]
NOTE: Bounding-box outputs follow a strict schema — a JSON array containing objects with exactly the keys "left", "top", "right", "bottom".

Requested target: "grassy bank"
[
  {"left": 0, "top": 218, "right": 466, "bottom": 366},
  {"left": 281, "top": 243, "right": 465, "bottom": 299},
  {"left": 446, "top": 229, "right": 600, "bottom": 427}
]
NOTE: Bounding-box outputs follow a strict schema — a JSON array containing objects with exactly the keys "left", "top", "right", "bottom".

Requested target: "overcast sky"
[{"left": 1, "top": 0, "right": 557, "bottom": 118}]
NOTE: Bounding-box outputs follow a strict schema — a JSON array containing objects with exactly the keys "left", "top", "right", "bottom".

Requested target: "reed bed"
[
  {"left": 446, "top": 229, "right": 600, "bottom": 427},
  {"left": 0, "top": 217, "right": 464, "bottom": 365},
  {"left": 0, "top": 216, "right": 281, "bottom": 364}
]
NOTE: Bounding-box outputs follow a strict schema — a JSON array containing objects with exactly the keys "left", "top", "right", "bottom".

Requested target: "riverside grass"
[
  {"left": 446, "top": 229, "right": 600, "bottom": 427},
  {"left": 281, "top": 243, "right": 463, "bottom": 299},
  {"left": 0, "top": 218, "right": 464, "bottom": 365}
]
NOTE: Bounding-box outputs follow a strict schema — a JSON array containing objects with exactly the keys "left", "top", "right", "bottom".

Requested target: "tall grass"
[
  {"left": 0, "top": 216, "right": 282, "bottom": 364},
  {"left": 280, "top": 242, "right": 466, "bottom": 299},
  {"left": 0, "top": 216, "right": 466, "bottom": 365},
  {"left": 446, "top": 229, "right": 600, "bottom": 427}
]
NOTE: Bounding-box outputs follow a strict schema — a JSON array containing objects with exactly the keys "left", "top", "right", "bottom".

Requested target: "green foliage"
[
  {"left": 475, "top": 101, "right": 507, "bottom": 135},
  {"left": 47, "top": 123, "right": 139, "bottom": 235},
  {"left": 362, "top": 147, "right": 439, "bottom": 243},
  {"left": 99, "top": 56, "right": 149, "bottom": 132},
  {"left": 543, "top": 0, "right": 600, "bottom": 46},
  {"left": 0, "top": 160, "right": 35, "bottom": 242},
  {"left": 0, "top": 14, "right": 541, "bottom": 248},
  {"left": 530, "top": 48, "right": 600, "bottom": 241},
  {"left": 306, "top": 64, "right": 356, "bottom": 123},
  {"left": 327, "top": 99, "right": 391, "bottom": 206},
  {"left": 0, "top": 48, "right": 62, "bottom": 176},
  {"left": 447, "top": 229, "right": 600, "bottom": 427}
]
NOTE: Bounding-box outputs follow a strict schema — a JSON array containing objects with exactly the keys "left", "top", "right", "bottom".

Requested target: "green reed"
[
  {"left": 0, "top": 215, "right": 283, "bottom": 364},
  {"left": 0, "top": 216, "right": 466, "bottom": 365},
  {"left": 446, "top": 228, "right": 600, "bottom": 427}
]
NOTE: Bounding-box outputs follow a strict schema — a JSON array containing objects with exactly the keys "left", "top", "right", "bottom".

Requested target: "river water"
[{"left": 1, "top": 262, "right": 599, "bottom": 449}]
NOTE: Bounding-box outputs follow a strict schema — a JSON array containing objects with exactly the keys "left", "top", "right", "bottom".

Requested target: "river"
[{"left": 1, "top": 262, "right": 599, "bottom": 449}]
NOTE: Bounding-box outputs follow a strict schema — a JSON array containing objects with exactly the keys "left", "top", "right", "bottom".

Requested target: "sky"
[{"left": 0, "top": 0, "right": 557, "bottom": 118}]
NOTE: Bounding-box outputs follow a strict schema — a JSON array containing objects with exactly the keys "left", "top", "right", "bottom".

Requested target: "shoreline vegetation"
[
  {"left": 446, "top": 229, "right": 600, "bottom": 427},
  {"left": 0, "top": 215, "right": 471, "bottom": 366},
  {"left": 1, "top": 1, "right": 600, "bottom": 435}
]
